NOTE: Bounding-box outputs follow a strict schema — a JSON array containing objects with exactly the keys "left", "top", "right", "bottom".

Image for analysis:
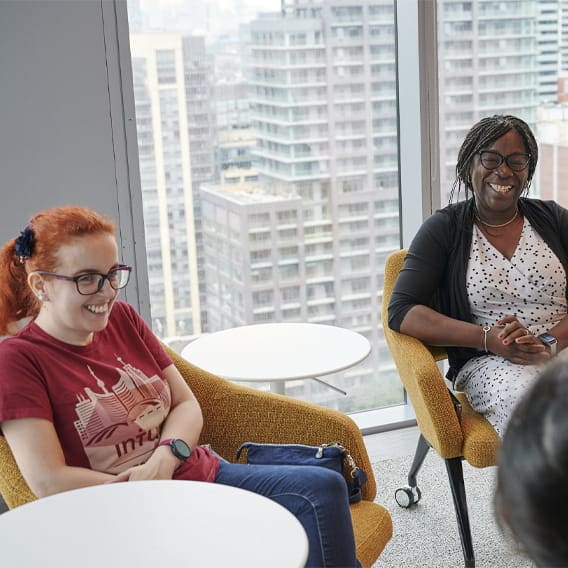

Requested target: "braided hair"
[{"left": 449, "top": 115, "right": 539, "bottom": 203}]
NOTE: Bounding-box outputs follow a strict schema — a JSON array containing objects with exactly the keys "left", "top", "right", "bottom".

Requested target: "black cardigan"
[{"left": 388, "top": 198, "right": 568, "bottom": 380}]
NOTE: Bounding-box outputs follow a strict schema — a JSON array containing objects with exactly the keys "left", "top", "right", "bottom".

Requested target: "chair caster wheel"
[{"left": 395, "top": 485, "right": 422, "bottom": 508}]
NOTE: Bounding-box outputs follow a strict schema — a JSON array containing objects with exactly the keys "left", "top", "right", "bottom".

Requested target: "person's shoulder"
[
  {"left": 111, "top": 300, "right": 140, "bottom": 321},
  {"left": 108, "top": 300, "right": 146, "bottom": 332},
  {"left": 422, "top": 200, "right": 471, "bottom": 229},
  {"left": 521, "top": 198, "right": 568, "bottom": 217},
  {"left": 0, "top": 334, "right": 23, "bottom": 355},
  {"left": 1, "top": 319, "right": 35, "bottom": 344},
  {"left": 0, "top": 324, "right": 39, "bottom": 362},
  {"left": 429, "top": 200, "right": 470, "bottom": 218}
]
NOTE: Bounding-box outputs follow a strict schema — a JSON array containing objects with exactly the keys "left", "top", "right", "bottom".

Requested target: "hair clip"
[{"left": 14, "top": 225, "right": 35, "bottom": 264}]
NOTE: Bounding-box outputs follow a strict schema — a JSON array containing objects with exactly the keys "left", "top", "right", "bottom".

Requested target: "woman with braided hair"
[
  {"left": 0, "top": 205, "right": 359, "bottom": 567},
  {"left": 389, "top": 114, "right": 568, "bottom": 436}
]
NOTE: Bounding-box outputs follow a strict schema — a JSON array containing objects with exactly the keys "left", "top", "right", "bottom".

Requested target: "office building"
[
  {"left": 438, "top": 0, "right": 539, "bottom": 200},
  {"left": 130, "top": 33, "right": 214, "bottom": 337},
  {"left": 562, "top": 0, "right": 568, "bottom": 71},
  {"left": 202, "top": 1, "right": 400, "bottom": 408},
  {"left": 200, "top": 181, "right": 400, "bottom": 409},
  {"left": 537, "top": 0, "right": 562, "bottom": 103},
  {"left": 538, "top": 100, "right": 568, "bottom": 203}
]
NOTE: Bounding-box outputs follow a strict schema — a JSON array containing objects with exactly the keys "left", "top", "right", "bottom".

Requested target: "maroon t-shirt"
[{"left": 0, "top": 301, "right": 219, "bottom": 481}]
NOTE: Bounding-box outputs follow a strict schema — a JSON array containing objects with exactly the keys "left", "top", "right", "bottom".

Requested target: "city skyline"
[{"left": 127, "top": 0, "right": 568, "bottom": 413}]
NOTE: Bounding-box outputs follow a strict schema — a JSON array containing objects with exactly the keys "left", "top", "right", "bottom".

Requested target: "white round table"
[
  {"left": 181, "top": 322, "right": 371, "bottom": 394},
  {"left": 0, "top": 480, "right": 308, "bottom": 568}
]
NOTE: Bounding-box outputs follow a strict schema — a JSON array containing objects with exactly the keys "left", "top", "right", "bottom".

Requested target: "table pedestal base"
[
  {"left": 268, "top": 378, "right": 346, "bottom": 396},
  {"left": 270, "top": 381, "right": 286, "bottom": 395}
]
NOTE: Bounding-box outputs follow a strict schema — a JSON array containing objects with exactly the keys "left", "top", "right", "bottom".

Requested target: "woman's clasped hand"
[{"left": 487, "top": 316, "right": 549, "bottom": 365}]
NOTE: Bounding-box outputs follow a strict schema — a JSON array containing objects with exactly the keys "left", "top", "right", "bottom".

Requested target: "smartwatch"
[
  {"left": 538, "top": 333, "right": 557, "bottom": 356},
  {"left": 158, "top": 438, "right": 192, "bottom": 462}
]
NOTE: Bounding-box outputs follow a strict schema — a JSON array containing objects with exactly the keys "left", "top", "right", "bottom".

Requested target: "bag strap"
[
  {"left": 332, "top": 443, "right": 368, "bottom": 504},
  {"left": 321, "top": 442, "right": 368, "bottom": 495},
  {"left": 235, "top": 442, "right": 251, "bottom": 462}
]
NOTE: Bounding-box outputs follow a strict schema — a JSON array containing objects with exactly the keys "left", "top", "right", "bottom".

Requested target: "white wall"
[{"left": 0, "top": 0, "right": 150, "bottom": 319}]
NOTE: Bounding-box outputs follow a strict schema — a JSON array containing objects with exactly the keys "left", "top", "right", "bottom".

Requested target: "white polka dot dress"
[{"left": 454, "top": 217, "right": 567, "bottom": 436}]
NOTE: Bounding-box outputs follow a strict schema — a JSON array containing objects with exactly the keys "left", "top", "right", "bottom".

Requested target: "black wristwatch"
[
  {"left": 158, "top": 438, "right": 192, "bottom": 461},
  {"left": 538, "top": 333, "right": 557, "bottom": 356}
]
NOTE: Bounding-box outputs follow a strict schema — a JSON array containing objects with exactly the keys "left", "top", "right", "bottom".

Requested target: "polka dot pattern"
[{"left": 455, "top": 218, "right": 567, "bottom": 436}]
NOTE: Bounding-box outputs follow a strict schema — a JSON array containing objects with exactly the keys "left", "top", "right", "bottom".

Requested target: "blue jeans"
[{"left": 215, "top": 461, "right": 359, "bottom": 567}]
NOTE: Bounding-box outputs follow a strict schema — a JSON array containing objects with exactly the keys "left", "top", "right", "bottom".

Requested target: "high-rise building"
[
  {"left": 200, "top": 183, "right": 303, "bottom": 332},
  {"left": 215, "top": 128, "right": 257, "bottom": 182},
  {"left": 130, "top": 33, "right": 214, "bottom": 337},
  {"left": 561, "top": 0, "right": 568, "bottom": 72},
  {"left": 203, "top": 0, "right": 399, "bottom": 408},
  {"left": 214, "top": 81, "right": 252, "bottom": 131},
  {"left": 182, "top": 36, "right": 216, "bottom": 331},
  {"left": 200, "top": 181, "right": 400, "bottom": 410},
  {"left": 537, "top": 0, "right": 562, "bottom": 103},
  {"left": 437, "top": 0, "right": 539, "bottom": 200},
  {"left": 538, "top": 101, "right": 568, "bottom": 203}
]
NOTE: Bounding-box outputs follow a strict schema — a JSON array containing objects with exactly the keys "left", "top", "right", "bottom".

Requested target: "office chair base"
[{"left": 394, "top": 485, "right": 421, "bottom": 508}]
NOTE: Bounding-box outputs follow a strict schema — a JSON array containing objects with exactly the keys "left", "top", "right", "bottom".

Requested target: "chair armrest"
[
  {"left": 381, "top": 249, "right": 464, "bottom": 458},
  {"left": 0, "top": 435, "right": 36, "bottom": 509},
  {"left": 166, "top": 346, "right": 376, "bottom": 501},
  {"left": 383, "top": 328, "right": 463, "bottom": 458}
]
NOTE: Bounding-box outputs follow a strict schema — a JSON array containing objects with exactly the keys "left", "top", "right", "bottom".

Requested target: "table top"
[
  {"left": 181, "top": 322, "right": 371, "bottom": 382},
  {"left": 0, "top": 480, "right": 308, "bottom": 568}
]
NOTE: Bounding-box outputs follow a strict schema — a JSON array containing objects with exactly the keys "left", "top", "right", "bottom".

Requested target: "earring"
[{"left": 37, "top": 292, "right": 47, "bottom": 302}]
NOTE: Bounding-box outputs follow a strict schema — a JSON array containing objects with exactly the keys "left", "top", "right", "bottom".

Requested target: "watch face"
[
  {"left": 540, "top": 333, "right": 557, "bottom": 345},
  {"left": 171, "top": 439, "right": 191, "bottom": 461}
]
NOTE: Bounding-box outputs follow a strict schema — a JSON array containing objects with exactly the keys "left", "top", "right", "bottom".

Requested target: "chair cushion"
[
  {"left": 455, "top": 392, "right": 499, "bottom": 468},
  {"left": 351, "top": 500, "right": 393, "bottom": 568}
]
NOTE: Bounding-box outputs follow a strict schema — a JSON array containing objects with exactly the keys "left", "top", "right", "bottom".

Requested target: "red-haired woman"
[{"left": 0, "top": 206, "right": 359, "bottom": 568}]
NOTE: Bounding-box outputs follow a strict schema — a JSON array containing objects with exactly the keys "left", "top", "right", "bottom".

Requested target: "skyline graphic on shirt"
[{"left": 72, "top": 356, "right": 171, "bottom": 472}]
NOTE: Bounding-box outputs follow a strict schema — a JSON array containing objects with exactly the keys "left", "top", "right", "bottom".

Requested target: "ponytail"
[{"left": 0, "top": 239, "right": 39, "bottom": 335}]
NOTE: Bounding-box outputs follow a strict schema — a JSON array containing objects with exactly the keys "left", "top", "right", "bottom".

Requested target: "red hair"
[{"left": 0, "top": 206, "right": 115, "bottom": 335}]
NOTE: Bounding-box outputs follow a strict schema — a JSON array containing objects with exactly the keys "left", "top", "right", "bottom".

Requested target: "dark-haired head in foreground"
[{"left": 496, "top": 357, "right": 568, "bottom": 566}]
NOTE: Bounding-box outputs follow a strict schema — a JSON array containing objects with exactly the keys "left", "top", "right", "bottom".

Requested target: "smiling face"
[
  {"left": 30, "top": 233, "right": 120, "bottom": 345},
  {"left": 470, "top": 128, "right": 529, "bottom": 221}
]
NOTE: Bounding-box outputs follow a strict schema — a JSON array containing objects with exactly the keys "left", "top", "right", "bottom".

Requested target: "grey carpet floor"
[{"left": 371, "top": 452, "right": 535, "bottom": 567}]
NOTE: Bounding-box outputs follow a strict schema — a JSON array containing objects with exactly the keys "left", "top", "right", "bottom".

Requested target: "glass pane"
[
  {"left": 127, "top": 0, "right": 403, "bottom": 414},
  {"left": 437, "top": 0, "right": 539, "bottom": 205}
]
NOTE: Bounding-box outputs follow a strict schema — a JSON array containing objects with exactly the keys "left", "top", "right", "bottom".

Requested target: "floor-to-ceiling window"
[
  {"left": 125, "top": 0, "right": 568, "bottom": 424},
  {"left": 437, "top": 0, "right": 556, "bottom": 206},
  {"left": 126, "top": 0, "right": 406, "bottom": 417}
]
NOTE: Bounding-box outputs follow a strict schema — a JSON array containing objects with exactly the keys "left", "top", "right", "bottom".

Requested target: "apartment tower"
[{"left": 130, "top": 33, "right": 214, "bottom": 338}]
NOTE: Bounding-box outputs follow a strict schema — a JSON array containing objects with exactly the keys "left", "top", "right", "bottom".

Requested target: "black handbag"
[{"left": 235, "top": 441, "right": 367, "bottom": 504}]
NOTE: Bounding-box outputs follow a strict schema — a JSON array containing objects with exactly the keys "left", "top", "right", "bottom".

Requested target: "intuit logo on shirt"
[{"left": 72, "top": 356, "right": 171, "bottom": 473}]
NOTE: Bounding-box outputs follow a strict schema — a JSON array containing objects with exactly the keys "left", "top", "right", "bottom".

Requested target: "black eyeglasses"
[
  {"left": 478, "top": 150, "right": 530, "bottom": 172},
  {"left": 33, "top": 265, "right": 132, "bottom": 295}
]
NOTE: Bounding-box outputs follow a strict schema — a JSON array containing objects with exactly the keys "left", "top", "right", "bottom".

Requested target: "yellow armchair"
[
  {"left": 0, "top": 345, "right": 392, "bottom": 568},
  {"left": 382, "top": 249, "right": 499, "bottom": 568}
]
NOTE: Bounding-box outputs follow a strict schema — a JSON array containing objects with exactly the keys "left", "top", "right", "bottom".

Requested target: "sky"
[{"left": 137, "top": 0, "right": 281, "bottom": 38}]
